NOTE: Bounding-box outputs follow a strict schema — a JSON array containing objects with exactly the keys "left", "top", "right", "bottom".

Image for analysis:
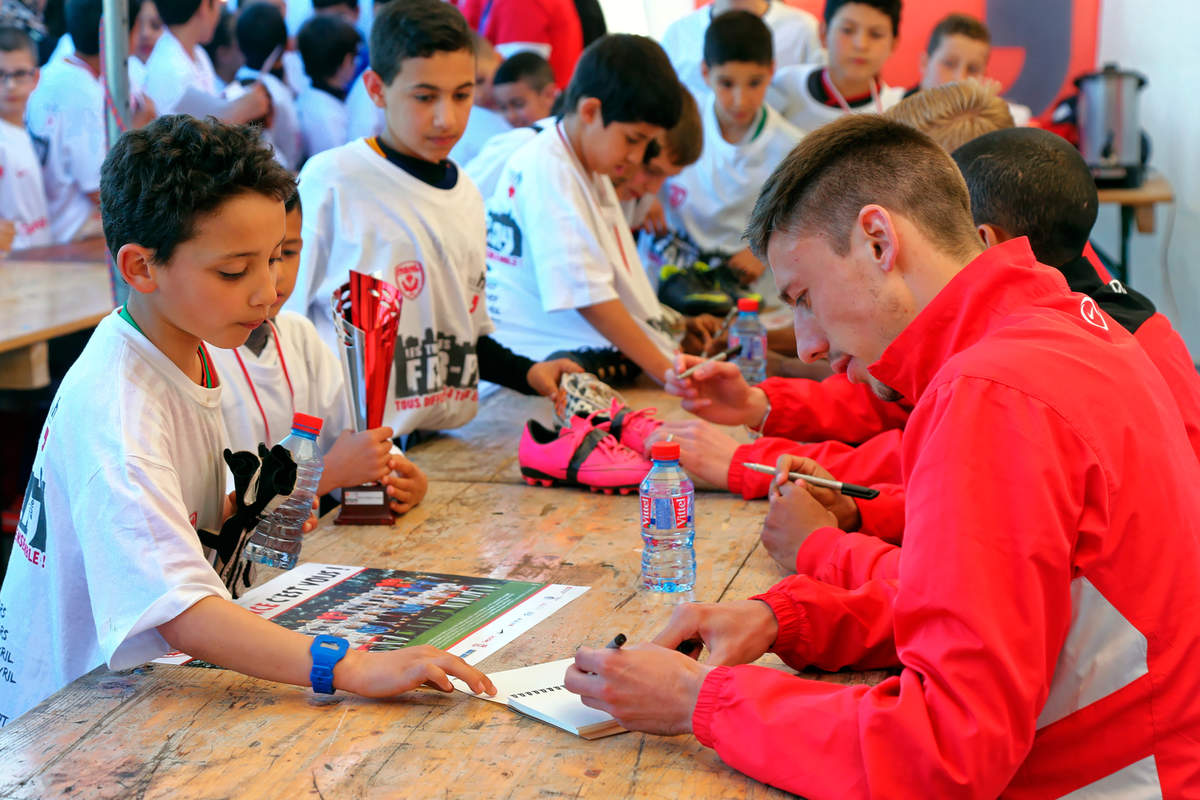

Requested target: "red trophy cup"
[{"left": 331, "top": 271, "right": 403, "bottom": 525}]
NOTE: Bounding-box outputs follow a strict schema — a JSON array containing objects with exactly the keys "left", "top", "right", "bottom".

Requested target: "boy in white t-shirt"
[
  {"left": 232, "top": 2, "right": 302, "bottom": 170},
  {"left": 210, "top": 192, "right": 428, "bottom": 514},
  {"left": 296, "top": 14, "right": 361, "bottom": 159},
  {"left": 661, "top": 0, "right": 822, "bottom": 104},
  {"left": 767, "top": 0, "right": 904, "bottom": 134},
  {"left": 654, "top": 11, "right": 802, "bottom": 290},
  {"left": 0, "top": 115, "right": 493, "bottom": 729},
  {"left": 490, "top": 51, "right": 559, "bottom": 129},
  {"left": 286, "top": 0, "right": 578, "bottom": 440},
  {"left": 0, "top": 26, "right": 49, "bottom": 251},
  {"left": 447, "top": 33, "right": 510, "bottom": 166},
  {"left": 485, "top": 35, "right": 702, "bottom": 382},
  {"left": 144, "top": 0, "right": 269, "bottom": 122}
]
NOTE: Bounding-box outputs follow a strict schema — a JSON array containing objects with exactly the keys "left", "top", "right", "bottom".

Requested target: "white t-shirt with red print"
[
  {"left": 0, "top": 312, "right": 231, "bottom": 727},
  {"left": 0, "top": 118, "right": 51, "bottom": 250}
]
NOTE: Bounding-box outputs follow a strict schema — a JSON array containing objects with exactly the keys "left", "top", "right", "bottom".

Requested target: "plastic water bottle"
[
  {"left": 728, "top": 297, "right": 768, "bottom": 385},
  {"left": 639, "top": 441, "right": 696, "bottom": 592},
  {"left": 242, "top": 412, "right": 325, "bottom": 570}
]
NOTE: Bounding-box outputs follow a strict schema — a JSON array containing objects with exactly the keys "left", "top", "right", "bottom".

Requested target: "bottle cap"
[
  {"left": 292, "top": 412, "right": 323, "bottom": 436},
  {"left": 737, "top": 297, "right": 759, "bottom": 312},
  {"left": 650, "top": 441, "right": 680, "bottom": 461}
]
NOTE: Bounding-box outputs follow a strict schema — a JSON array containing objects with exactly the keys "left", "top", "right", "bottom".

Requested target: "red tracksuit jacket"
[
  {"left": 728, "top": 240, "right": 1200, "bottom": 500},
  {"left": 692, "top": 241, "right": 1200, "bottom": 797}
]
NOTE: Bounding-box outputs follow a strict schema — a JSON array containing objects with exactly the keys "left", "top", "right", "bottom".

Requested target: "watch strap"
[{"left": 310, "top": 634, "right": 350, "bottom": 694}]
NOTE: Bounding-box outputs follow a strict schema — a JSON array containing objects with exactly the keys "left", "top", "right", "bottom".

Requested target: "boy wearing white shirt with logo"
[
  {"left": 210, "top": 192, "right": 428, "bottom": 515},
  {"left": 767, "top": 0, "right": 904, "bottom": 134},
  {"left": 144, "top": 0, "right": 269, "bottom": 123},
  {"left": 0, "top": 26, "right": 48, "bottom": 251},
  {"left": 661, "top": 0, "right": 823, "bottom": 104},
  {"left": 485, "top": 35, "right": 699, "bottom": 383},
  {"left": 0, "top": 115, "right": 494, "bottom": 729},
  {"left": 287, "top": 0, "right": 578, "bottom": 441},
  {"left": 658, "top": 11, "right": 802, "bottom": 287}
]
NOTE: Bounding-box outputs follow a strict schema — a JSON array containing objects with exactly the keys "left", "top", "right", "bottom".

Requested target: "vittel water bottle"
[
  {"left": 243, "top": 412, "right": 325, "bottom": 570},
  {"left": 729, "top": 297, "right": 768, "bottom": 385},
  {"left": 639, "top": 441, "right": 696, "bottom": 592}
]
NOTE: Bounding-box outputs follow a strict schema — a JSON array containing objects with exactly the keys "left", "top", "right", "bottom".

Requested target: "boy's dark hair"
[
  {"left": 100, "top": 115, "right": 296, "bottom": 264},
  {"left": 746, "top": 114, "right": 977, "bottom": 262},
  {"left": 0, "top": 25, "right": 36, "bottom": 59},
  {"left": 926, "top": 13, "right": 989, "bottom": 55},
  {"left": 369, "top": 0, "right": 471, "bottom": 86},
  {"left": 65, "top": 0, "right": 102, "bottom": 55},
  {"left": 236, "top": 2, "right": 286, "bottom": 71},
  {"left": 285, "top": 190, "right": 301, "bottom": 213},
  {"left": 560, "top": 34, "right": 682, "bottom": 130},
  {"left": 314, "top": 0, "right": 358, "bottom": 10},
  {"left": 299, "top": 14, "right": 361, "bottom": 83},
  {"left": 156, "top": 0, "right": 209, "bottom": 27},
  {"left": 824, "top": 0, "right": 902, "bottom": 37},
  {"left": 952, "top": 128, "right": 1097, "bottom": 268},
  {"left": 493, "top": 51, "right": 555, "bottom": 91},
  {"left": 703, "top": 10, "right": 772, "bottom": 67}
]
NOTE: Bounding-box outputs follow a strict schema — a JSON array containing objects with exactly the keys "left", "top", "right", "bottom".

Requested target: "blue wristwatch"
[{"left": 309, "top": 635, "right": 349, "bottom": 694}]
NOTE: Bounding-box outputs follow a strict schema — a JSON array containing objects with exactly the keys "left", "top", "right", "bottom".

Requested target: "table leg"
[{"left": 1116, "top": 205, "right": 1134, "bottom": 285}]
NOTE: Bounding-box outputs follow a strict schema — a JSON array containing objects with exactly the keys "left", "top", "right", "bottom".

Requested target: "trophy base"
[{"left": 334, "top": 483, "right": 395, "bottom": 526}]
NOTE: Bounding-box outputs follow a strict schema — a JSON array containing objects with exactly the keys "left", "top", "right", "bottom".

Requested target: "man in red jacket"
[
  {"left": 767, "top": 126, "right": 1200, "bottom": 579},
  {"left": 564, "top": 115, "right": 1200, "bottom": 797},
  {"left": 456, "top": 0, "right": 583, "bottom": 89}
]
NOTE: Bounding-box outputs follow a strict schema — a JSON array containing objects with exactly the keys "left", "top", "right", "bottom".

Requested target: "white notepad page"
[{"left": 452, "top": 658, "right": 626, "bottom": 739}]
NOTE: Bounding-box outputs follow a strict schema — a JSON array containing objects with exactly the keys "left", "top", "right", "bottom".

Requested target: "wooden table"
[
  {"left": 0, "top": 238, "right": 111, "bottom": 389},
  {"left": 1096, "top": 172, "right": 1175, "bottom": 285},
  {"left": 0, "top": 385, "right": 886, "bottom": 798}
]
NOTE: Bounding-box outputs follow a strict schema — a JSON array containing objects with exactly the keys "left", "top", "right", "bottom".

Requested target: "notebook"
[{"left": 452, "top": 658, "right": 627, "bottom": 740}]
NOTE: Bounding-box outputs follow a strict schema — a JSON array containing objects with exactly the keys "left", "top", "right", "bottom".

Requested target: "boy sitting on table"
[
  {"left": 208, "top": 191, "right": 428, "bottom": 517},
  {"left": 0, "top": 115, "right": 493, "bottom": 730},
  {"left": 286, "top": 0, "right": 578, "bottom": 446},
  {"left": 566, "top": 114, "right": 1200, "bottom": 798}
]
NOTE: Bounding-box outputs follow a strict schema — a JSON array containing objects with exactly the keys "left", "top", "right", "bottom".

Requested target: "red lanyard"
[
  {"left": 233, "top": 321, "right": 295, "bottom": 444},
  {"left": 556, "top": 122, "right": 632, "bottom": 273}
]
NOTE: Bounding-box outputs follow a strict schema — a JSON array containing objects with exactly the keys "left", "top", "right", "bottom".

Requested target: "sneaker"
[
  {"left": 556, "top": 372, "right": 626, "bottom": 426},
  {"left": 548, "top": 348, "right": 640, "bottom": 386},
  {"left": 580, "top": 399, "right": 662, "bottom": 458},
  {"left": 703, "top": 260, "right": 763, "bottom": 307},
  {"left": 518, "top": 418, "right": 651, "bottom": 494},
  {"left": 658, "top": 262, "right": 733, "bottom": 316}
]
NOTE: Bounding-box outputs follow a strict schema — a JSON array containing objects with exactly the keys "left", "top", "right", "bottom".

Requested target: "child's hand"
[
  {"left": 321, "top": 427, "right": 394, "bottom": 492},
  {"left": 339, "top": 645, "right": 496, "bottom": 697},
  {"left": 638, "top": 197, "right": 668, "bottom": 236},
  {"left": 680, "top": 314, "right": 721, "bottom": 356},
  {"left": 383, "top": 454, "right": 428, "bottom": 515},
  {"left": 726, "top": 248, "right": 766, "bottom": 284},
  {"left": 526, "top": 358, "right": 584, "bottom": 406}
]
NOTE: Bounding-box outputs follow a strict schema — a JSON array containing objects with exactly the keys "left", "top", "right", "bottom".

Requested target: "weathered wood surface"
[
  {"left": 0, "top": 239, "right": 111, "bottom": 356},
  {"left": 0, "top": 388, "right": 875, "bottom": 800}
]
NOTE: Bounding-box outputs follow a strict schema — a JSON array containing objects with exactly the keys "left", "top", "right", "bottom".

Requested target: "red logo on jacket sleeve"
[{"left": 393, "top": 261, "right": 426, "bottom": 301}]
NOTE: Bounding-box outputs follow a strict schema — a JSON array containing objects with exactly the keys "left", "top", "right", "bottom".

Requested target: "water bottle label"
[
  {"left": 671, "top": 496, "right": 690, "bottom": 527},
  {"left": 642, "top": 494, "right": 694, "bottom": 529},
  {"left": 640, "top": 496, "right": 651, "bottom": 526}
]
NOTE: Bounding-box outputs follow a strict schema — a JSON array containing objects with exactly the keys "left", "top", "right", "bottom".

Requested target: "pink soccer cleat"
[
  {"left": 581, "top": 399, "right": 663, "bottom": 458},
  {"left": 519, "top": 418, "right": 651, "bottom": 494}
]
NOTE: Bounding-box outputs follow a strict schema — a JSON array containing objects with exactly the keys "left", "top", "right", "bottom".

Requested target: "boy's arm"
[
  {"left": 578, "top": 299, "right": 674, "bottom": 383},
  {"left": 158, "top": 595, "right": 493, "bottom": 696}
]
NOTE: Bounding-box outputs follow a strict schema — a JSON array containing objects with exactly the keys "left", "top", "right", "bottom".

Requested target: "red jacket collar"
[{"left": 868, "top": 237, "right": 1071, "bottom": 404}]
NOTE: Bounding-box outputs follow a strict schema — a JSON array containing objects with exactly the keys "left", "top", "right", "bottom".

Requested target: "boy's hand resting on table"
[
  {"left": 383, "top": 453, "right": 428, "bottom": 514},
  {"left": 337, "top": 644, "right": 496, "bottom": 698},
  {"left": 527, "top": 357, "right": 584, "bottom": 407},
  {"left": 762, "top": 455, "right": 850, "bottom": 571}
]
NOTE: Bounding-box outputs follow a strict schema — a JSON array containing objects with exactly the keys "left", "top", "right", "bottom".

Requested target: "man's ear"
[
  {"left": 977, "top": 223, "right": 1010, "bottom": 249},
  {"left": 117, "top": 243, "right": 159, "bottom": 295},
  {"left": 858, "top": 204, "right": 899, "bottom": 273},
  {"left": 362, "top": 68, "right": 387, "bottom": 109}
]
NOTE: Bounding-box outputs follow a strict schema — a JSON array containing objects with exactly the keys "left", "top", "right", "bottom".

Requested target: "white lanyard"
[{"left": 822, "top": 69, "right": 882, "bottom": 114}]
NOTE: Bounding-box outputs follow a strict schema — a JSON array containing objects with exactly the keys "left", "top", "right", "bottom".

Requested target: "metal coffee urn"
[{"left": 1075, "top": 63, "right": 1148, "bottom": 188}]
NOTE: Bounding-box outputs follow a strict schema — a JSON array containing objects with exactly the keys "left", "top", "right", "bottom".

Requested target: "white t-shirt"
[
  {"left": 449, "top": 105, "right": 512, "bottom": 167},
  {"left": 143, "top": 29, "right": 220, "bottom": 115},
  {"left": 484, "top": 124, "right": 678, "bottom": 361},
  {"left": 296, "top": 86, "right": 349, "bottom": 160},
  {"left": 661, "top": 1, "right": 824, "bottom": 102},
  {"left": 0, "top": 312, "right": 232, "bottom": 727},
  {"left": 25, "top": 57, "right": 105, "bottom": 243},
  {"left": 286, "top": 138, "right": 494, "bottom": 435},
  {"left": 768, "top": 64, "right": 904, "bottom": 134},
  {"left": 209, "top": 312, "right": 352, "bottom": 455},
  {"left": 661, "top": 100, "right": 801, "bottom": 256},
  {"left": 232, "top": 67, "right": 303, "bottom": 171},
  {"left": 463, "top": 117, "right": 551, "bottom": 201},
  {"left": 345, "top": 74, "right": 385, "bottom": 141},
  {"left": 0, "top": 119, "right": 51, "bottom": 250}
]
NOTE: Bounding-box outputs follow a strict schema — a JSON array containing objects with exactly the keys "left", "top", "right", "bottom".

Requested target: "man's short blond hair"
[{"left": 885, "top": 80, "right": 1015, "bottom": 152}]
